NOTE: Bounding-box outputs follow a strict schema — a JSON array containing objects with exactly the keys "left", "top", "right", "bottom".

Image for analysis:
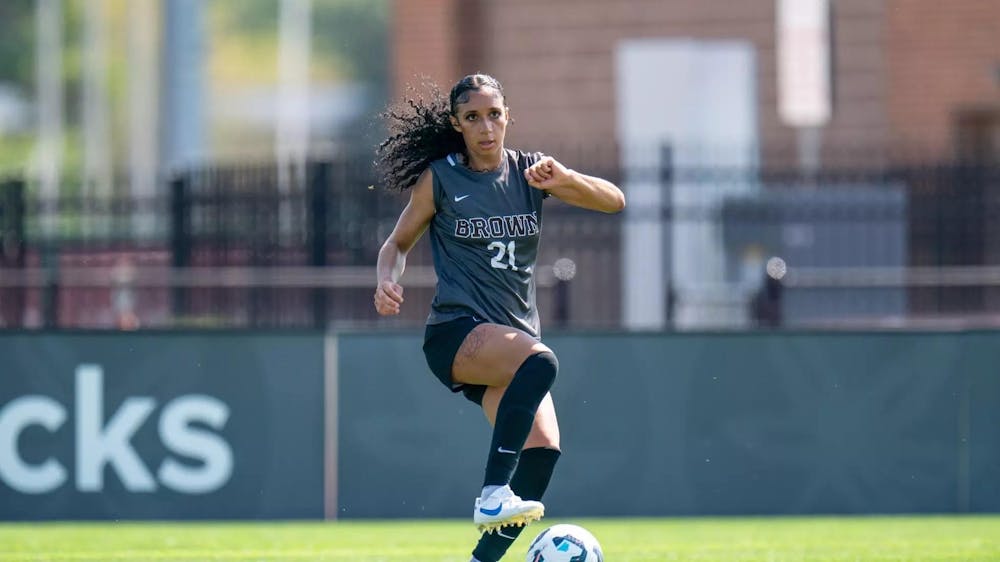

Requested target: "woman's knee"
[
  {"left": 520, "top": 350, "right": 558, "bottom": 392},
  {"left": 530, "top": 349, "right": 558, "bottom": 376}
]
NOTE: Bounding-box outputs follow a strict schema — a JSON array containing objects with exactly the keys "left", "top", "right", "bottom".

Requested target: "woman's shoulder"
[
  {"left": 505, "top": 148, "right": 544, "bottom": 169},
  {"left": 429, "top": 153, "right": 463, "bottom": 169}
]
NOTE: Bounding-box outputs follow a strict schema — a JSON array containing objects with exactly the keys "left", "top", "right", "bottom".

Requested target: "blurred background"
[
  {"left": 0, "top": 0, "right": 997, "bottom": 332},
  {"left": 2, "top": 0, "right": 1000, "bottom": 523}
]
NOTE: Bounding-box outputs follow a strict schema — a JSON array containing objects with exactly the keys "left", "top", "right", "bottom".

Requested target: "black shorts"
[{"left": 423, "top": 316, "right": 488, "bottom": 405}]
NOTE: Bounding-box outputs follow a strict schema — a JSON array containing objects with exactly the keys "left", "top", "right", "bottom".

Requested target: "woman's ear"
[
  {"left": 506, "top": 107, "right": 514, "bottom": 125},
  {"left": 449, "top": 114, "right": 462, "bottom": 133}
]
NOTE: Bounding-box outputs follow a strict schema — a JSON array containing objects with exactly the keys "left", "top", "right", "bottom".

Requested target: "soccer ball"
[{"left": 525, "top": 524, "right": 603, "bottom": 562}]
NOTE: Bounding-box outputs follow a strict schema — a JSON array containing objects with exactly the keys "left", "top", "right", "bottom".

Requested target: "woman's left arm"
[{"left": 524, "top": 156, "right": 625, "bottom": 213}]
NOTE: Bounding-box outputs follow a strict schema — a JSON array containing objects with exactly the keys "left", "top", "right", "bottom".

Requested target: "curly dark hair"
[{"left": 374, "top": 74, "right": 506, "bottom": 191}]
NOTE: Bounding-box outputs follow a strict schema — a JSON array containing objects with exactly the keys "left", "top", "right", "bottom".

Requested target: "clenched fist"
[{"left": 374, "top": 279, "right": 404, "bottom": 315}]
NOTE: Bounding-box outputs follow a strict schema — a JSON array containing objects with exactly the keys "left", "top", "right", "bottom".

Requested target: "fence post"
[
  {"left": 751, "top": 271, "right": 784, "bottom": 328},
  {"left": 41, "top": 246, "right": 59, "bottom": 329},
  {"left": 171, "top": 174, "right": 191, "bottom": 322},
  {"left": 0, "top": 178, "right": 26, "bottom": 327},
  {"left": 309, "top": 161, "right": 330, "bottom": 330},
  {"left": 554, "top": 279, "right": 570, "bottom": 328}
]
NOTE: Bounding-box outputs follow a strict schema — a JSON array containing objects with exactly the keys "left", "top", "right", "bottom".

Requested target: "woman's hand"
[
  {"left": 374, "top": 279, "right": 404, "bottom": 315},
  {"left": 525, "top": 155, "right": 625, "bottom": 213},
  {"left": 524, "top": 156, "right": 574, "bottom": 191}
]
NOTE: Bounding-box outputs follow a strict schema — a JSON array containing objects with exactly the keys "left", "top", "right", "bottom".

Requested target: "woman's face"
[{"left": 450, "top": 87, "right": 509, "bottom": 162}]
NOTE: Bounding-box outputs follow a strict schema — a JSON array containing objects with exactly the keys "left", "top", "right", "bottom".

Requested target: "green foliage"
[
  {"left": 216, "top": 0, "right": 278, "bottom": 36},
  {"left": 0, "top": 0, "right": 84, "bottom": 96},
  {"left": 311, "top": 0, "right": 388, "bottom": 88},
  {"left": 214, "top": 0, "right": 388, "bottom": 88},
  {"left": 0, "top": 1, "right": 36, "bottom": 87},
  {"left": 0, "top": 135, "right": 33, "bottom": 176},
  {"left": 0, "top": 0, "right": 390, "bottom": 178}
]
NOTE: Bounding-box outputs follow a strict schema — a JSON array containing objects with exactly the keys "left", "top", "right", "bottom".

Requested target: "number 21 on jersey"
[{"left": 488, "top": 240, "right": 517, "bottom": 271}]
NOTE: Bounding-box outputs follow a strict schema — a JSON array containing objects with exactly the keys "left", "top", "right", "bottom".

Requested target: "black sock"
[
  {"left": 482, "top": 351, "right": 558, "bottom": 487},
  {"left": 473, "top": 447, "right": 561, "bottom": 562}
]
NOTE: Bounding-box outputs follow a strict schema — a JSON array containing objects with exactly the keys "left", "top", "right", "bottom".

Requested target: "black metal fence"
[{"left": 1, "top": 153, "right": 999, "bottom": 330}]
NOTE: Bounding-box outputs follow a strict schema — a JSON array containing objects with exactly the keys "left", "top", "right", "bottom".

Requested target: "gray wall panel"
[
  {"left": 966, "top": 333, "right": 1000, "bottom": 512},
  {"left": 337, "top": 334, "right": 489, "bottom": 518},
  {"left": 337, "top": 331, "right": 994, "bottom": 518}
]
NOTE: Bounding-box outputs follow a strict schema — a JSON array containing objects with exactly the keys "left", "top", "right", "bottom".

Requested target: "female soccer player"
[{"left": 373, "top": 73, "right": 624, "bottom": 562}]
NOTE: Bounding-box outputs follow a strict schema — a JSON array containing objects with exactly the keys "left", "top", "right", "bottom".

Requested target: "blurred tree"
[
  {"left": 0, "top": 1, "right": 36, "bottom": 87},
  {"left": 0, "top": 0, "right": 84, "bottom": 180},
  {"left": 207, "top": 0, "right": 388, "bottom": 153},
  {"left": 310, "top": 0, "right": 388, "bottom": 90},
  {"left": 216, "top": 0, "right": 387, "bottom": 91},
  {"left": 0, "top": 0, "right": 38, "bottom": 180},
  {"left": 0, "top": 0, "right": 84, "bottom": 116}
]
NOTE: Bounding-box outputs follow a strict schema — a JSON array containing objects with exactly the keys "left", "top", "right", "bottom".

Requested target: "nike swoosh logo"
[
  {"left": 498, "top": 530, "right": 517, "bottom": 539},
  {"left": 454, "top": 194, "right": 471, "bottom": 202},
  {"left": 497, "top": 447, "right": 517, "bottom": 454},
  {"left": 479, "top": 505, "right": 503, "bottom": 516}
]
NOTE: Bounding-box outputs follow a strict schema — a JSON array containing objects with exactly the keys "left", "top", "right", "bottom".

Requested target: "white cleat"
[{"left": 473, "top": 485, "right": 544, "bottom": 534}]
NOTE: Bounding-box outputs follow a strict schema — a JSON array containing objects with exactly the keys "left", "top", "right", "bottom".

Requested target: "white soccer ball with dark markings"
[{"left": 525, "top": 524, "right": 603, "bottom": 562}]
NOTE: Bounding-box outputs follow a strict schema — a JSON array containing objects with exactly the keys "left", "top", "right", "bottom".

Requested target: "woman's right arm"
[{"left": 374, "top": 169, "right": 436, "bottom": 316}]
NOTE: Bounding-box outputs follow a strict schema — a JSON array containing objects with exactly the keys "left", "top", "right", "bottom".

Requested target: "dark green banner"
[
  {"left": 337, "top": 330, "right": 999, "bottom": 517},
  {"left": 0, "top": 333, "right": 325, "bottom": 520}
]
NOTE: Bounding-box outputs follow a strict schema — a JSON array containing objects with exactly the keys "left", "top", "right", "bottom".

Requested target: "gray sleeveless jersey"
[{"left": 426, "top": 149, "right": 546, "bottom": 336}]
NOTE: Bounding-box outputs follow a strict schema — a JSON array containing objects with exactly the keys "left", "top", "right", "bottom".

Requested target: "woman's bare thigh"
[{"left": 451, "top": 323, "right": 551, "bottom": 388}]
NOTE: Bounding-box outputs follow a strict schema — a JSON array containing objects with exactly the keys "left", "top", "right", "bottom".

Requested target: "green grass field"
[{"left": 1, "top": 516, "right": 998, "bottom": 561}]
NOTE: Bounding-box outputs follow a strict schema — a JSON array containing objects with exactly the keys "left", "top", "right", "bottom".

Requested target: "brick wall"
[
  {"left": 391, "top": 0, "right": 460, "bottom": 99},
  {"left": 886, "top": 0, "right": 1000, "bottom": 157},
  {"left": 391, "top": 0, "right": 893, "bottom": 165}
]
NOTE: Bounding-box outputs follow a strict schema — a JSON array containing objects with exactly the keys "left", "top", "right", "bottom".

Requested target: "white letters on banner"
[{"left": 0, "top": 365, "right": 233, "bottom": 494}]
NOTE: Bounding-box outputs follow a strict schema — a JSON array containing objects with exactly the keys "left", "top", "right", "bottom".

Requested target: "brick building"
[
  {"left": 391, "top": 0, "right": 1000, "bottom": 163},
  {"left": 388, "top": 0, "right": 1000, "bottom": 328}
]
